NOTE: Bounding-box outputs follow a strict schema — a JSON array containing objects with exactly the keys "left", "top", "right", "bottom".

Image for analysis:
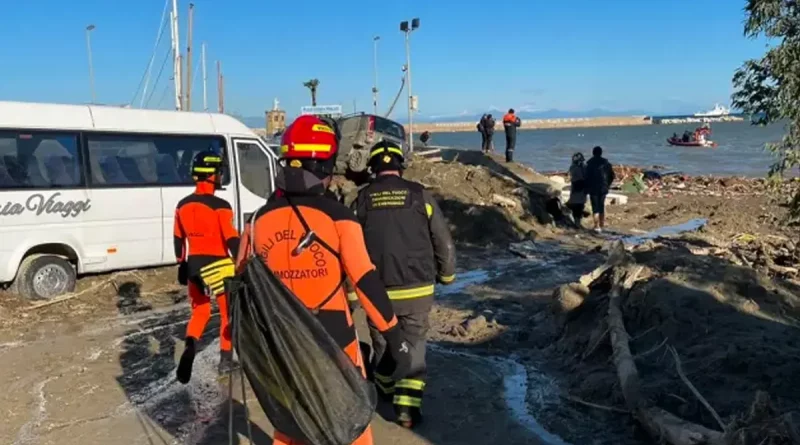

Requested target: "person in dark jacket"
[
  {"left": 483, "top": 114, "right": 496, "bottom": 153},
  {"left": 477, "top": 114, "right": 487, "bottom": 151},
  {"left": 584, "top": 146, "right": 615, "bottom": 233},
  {"left": 420, "top": 131, "right": 431, "bottom": 146},
  {"left": 566, "top": 152, "right": 588, "bottom": 227},
  {"left": 353, "top": 140, "right": 457, "bottom": 429},
  {"left": 502, "top": 108, "right": 521, "bottom": 162}
]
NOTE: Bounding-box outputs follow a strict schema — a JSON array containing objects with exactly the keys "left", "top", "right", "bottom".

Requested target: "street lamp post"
[
  {"left": 372, "top": 36, "right": 380, "bottom": 115},
  {"left": 400, "top": 18, "right": 419, "bottom": 153},
  {"left": 85, "top": 24, "right": 96, "bottom": 104}
]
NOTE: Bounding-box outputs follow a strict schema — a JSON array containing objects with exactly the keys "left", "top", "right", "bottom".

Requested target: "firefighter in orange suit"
[
  {"left": 174, "top": 150, "right": 240, "bottom": 383},
  {"left": 236, "top": 115, "right": 412, "bottom": 445}
]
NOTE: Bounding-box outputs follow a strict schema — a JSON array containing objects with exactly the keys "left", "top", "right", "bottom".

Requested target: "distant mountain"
[{"left": 241, "top": 116, "right": 265, "bottom": 128}]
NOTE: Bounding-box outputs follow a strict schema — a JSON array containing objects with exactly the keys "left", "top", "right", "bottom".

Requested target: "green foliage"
[{"left": 732, "top": 0, "right": 800, "bottom": 221}]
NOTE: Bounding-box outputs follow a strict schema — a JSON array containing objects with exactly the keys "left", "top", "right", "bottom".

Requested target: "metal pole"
[
  {"left": 186, "top": 3, "right": 194, "bottom": 111},
  {"left": 201, "top": 42, "right": 208, "bottom": 111},
  {"left": 405, "top": 30, "right": 414, "bottom": 154},
  {"left": 372, "top": 36, "right": 380, "bottom": 115},
  {"left": 85, "top": 25, "right": 96, "bottom": 104}
]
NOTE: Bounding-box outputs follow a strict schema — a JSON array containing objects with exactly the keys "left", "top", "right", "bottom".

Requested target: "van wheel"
[{"left": 14, "top": 255, "right": 77, "bottom": 300}]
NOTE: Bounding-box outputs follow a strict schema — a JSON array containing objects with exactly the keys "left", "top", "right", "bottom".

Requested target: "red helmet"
[{"left": 280, "top": 115, "right": 338, "bottom": 161}]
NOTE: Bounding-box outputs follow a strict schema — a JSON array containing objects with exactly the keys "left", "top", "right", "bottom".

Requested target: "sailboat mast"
[
  {"left": 201, "top": 43, "right": 208, "bottom": 111},
  {"left": 186, "top": 3, "right": 194, "bottom": 111},
  {"left": 171, "top": 0, "right": 182, "bottom": 110},
  {"left": 217, "top": 61, "right": 224, "bottom": 114}
]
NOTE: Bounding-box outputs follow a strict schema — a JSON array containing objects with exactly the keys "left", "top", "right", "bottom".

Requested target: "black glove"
[
  {"left": 178, "top": 262, "right": 188, "bottom": 286},
  {"left": 383, "top": 325, "right": 412, "bottom": 380}
]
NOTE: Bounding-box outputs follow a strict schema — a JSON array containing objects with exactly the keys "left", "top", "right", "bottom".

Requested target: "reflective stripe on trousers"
[{"left": 386, "top": 285, "right": 435, "bottom": 301}]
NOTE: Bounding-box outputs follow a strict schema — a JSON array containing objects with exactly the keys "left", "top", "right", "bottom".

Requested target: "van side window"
[
  {"left": 235, "top": 140, "right": 272, "bottom": 198},
  {"left": 0, "top": 131, "right": 82, "bottom": 189},
  {"left": 85, "top": 134, "right": 229, "bottom": 187}
]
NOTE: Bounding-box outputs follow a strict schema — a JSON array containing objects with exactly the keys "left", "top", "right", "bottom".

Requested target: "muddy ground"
[{"left": 1, "top": 149, "right": 798, "bottom": 445}]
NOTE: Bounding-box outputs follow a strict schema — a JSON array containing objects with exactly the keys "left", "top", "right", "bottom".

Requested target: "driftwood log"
[{"left": 590, "top": 241, "right": 728, "bottom": 445}]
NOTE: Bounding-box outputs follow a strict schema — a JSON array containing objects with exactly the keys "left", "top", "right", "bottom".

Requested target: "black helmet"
[
  {"left": 368, "top": 139, "right": 405, "bottom": 174},
  {"left": 191, "top": 149, "right": 224, "bottom": 182},
  {"left": 572, "top": 152, "right": 585, "bottom": 164}
]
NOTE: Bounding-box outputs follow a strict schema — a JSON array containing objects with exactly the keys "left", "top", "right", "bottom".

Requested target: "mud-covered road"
[{"left": 0, "top": 245, "right": 598, "bottom": 445}]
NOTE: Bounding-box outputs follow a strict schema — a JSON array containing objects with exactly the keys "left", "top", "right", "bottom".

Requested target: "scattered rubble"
[{"left": 2, "top": 149, "right": 798, "bottom": 445}]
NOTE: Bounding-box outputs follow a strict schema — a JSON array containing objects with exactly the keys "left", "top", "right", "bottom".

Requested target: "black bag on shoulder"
[{"left": 229, "top": 205, "right": 377, "bottom": 445}]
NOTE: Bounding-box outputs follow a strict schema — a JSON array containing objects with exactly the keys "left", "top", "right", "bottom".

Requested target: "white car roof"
[{"left": 0, "top": 100, "right": 254, "bottom": 136}]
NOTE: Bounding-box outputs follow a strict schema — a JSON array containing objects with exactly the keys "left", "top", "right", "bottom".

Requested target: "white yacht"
[{"left": 694, "top": 104, "right": 731, "bottom": 117}]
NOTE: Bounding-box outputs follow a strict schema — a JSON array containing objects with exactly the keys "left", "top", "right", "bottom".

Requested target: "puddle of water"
[
  {"left": 438, "top": 269, "right": 490, "bottom": 296},
  {"left": 430, "top": 345, "right": 571, "bottom": 445},
  {"left": 621, "top": 218, "right": 708, "bottom": 246}
]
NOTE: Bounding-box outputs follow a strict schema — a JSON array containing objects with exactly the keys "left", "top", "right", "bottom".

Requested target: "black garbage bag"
[{"left": 229, "top": 255, "right": 377, "bottom": 445}]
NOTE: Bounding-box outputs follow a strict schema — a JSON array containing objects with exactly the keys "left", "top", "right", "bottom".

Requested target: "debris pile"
[
  {"left": 543, "top": 240, "right": 800, "bottom": 445},
  {"left": 331, "top": 150, "right": 557, "bottom": 247}
]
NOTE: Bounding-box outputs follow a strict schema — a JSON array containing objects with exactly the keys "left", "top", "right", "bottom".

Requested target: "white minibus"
[{"left": 0, "top": 101, "right": 278, "bottom": 300}]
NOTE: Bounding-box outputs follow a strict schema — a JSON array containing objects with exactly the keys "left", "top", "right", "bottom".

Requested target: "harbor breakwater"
[{"left": 412, "top": 115, "right": 650, "bottom": 134}]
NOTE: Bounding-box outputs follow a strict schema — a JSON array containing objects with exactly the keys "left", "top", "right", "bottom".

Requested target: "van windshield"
[{"left": 373, "top": 117, "right": 405, "bottom": 140}]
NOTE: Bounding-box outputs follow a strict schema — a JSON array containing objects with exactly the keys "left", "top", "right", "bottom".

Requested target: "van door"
[{"left": 230, "top": 138, "right": 276, "bottom": 231}]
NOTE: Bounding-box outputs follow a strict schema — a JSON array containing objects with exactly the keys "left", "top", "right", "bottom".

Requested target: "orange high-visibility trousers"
[
  {"left": 185, "top": 281, "right": 231, "bottom": 351},
  {"left": 272, "top": 426, "right": 373, "bottom": 445}
]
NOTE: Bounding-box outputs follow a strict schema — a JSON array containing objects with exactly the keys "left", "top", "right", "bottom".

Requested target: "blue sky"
[{"left": 0, "top": 0, "right": 768, "bottom": 120}]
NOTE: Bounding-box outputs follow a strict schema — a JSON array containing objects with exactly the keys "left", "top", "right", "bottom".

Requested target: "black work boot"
[
  {"left": 218, "top": 350, "right": 238, "bottom": 375},
  {"left": 395, "top": 406, "right": 423, "bottom": 429},
  {"left": 176, "top": 337, "right": 197, "bottom": 384}
]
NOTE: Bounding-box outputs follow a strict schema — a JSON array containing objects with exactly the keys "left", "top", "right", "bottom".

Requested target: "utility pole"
[
  {"left": 171, "top": 0, "right": 182, "bottom": 111},
  {"left": 201, "top": 42, "right": 208, "bottom": 111},
  {"left": 400, "top": 18, "right": 420, "bottom": 153},
  {"left": 85, "top": 25, "right": 96, "bottom": 104},
  {"left": 372, "top": 35, "right": 380, "bottom": 115},
  {"left": 185, "top": 3, "right": 194, "bottom": 111},
  {"left": 217, "top": 61, "right": 224, "bottom": 113}
]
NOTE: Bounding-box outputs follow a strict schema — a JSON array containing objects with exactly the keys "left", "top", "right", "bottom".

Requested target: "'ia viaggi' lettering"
[
  {"left": 257, "top": 229, "right": 329, "bottom": 278},
  {"left": 0, "top": 192, "right": 91, "bottom": 218}
]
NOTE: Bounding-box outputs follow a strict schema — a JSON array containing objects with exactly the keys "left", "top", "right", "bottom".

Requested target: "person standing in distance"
[
  {"left": 502, "top": 108, "right": 521, "bottom": 162},
  {"left": 477, "top": 114, "right": 487, "bottom": 153},
  {"left": 484, "top": 114, "right": 496, "bottom": 154},
  {"left": 352, "top": 140, "right": 457, "bottom": 429},
  {"left": 585, "top": 145, "right": 616, "bottom": 233}
]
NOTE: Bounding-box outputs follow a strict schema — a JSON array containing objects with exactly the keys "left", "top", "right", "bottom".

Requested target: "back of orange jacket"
[
  {"left": 237, "top": 194, "right": 397, "bottom": 362},
  {"left": 173, "top": 188, "right": 240, "bottom": 279}
]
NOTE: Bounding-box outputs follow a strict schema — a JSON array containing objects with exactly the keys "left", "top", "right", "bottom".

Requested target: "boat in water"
[
  {"left": 693, "top": 104, "right": 731, "bottom": 117},
  {"left": 667, "top": 137, "right": 717, "bottom": 147},
  {"left": 668, "top": 124, "right": 717, "bottom": 147}
]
